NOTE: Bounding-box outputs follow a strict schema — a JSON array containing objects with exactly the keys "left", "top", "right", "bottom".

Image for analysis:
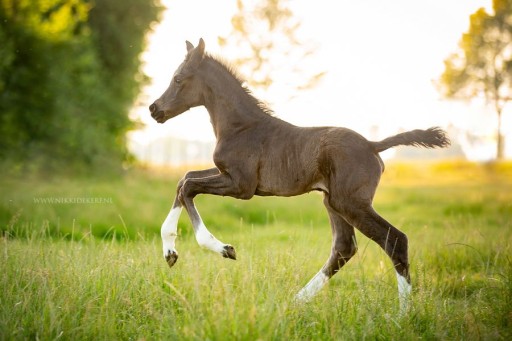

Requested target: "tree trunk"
[{"left": 497, "top": 108, "right": 504, "bottom": 160}]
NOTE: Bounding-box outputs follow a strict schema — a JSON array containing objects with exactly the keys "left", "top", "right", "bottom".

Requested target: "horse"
[{"left": 149, "top": 38, "right": 450, "bottom": 310}]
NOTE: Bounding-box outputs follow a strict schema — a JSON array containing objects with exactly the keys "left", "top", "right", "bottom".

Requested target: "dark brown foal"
[{"left": 150, "top": 38, "right": 450, "bottom": 311}]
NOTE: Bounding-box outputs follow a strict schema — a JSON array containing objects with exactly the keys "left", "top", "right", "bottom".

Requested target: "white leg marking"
[
  {"left": 195, "top": 219, "right": 227, "bottom": 254},
  {"left": 161, "top": 206, "right": 182, "bottom": 258},
  {"left": 396, "top": 272, "right": 412, "bottom": 313},
  {"left": 295, "top": 271, "right": 329, "bottom": 302}
]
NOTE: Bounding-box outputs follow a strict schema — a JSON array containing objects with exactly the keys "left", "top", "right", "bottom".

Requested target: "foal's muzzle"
[{"left": 149, "top": 103, "right": 166, "bottom": 123}]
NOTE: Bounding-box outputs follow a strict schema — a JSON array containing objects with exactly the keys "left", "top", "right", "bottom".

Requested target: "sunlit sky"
[{"left": 130, "top": 0, "right": 512, "bottom": 160}]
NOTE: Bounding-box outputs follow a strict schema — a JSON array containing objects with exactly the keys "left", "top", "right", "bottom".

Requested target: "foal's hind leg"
[
  {"left": 337, "top": 200, "right": 412, "bottom": 311},
  {"left": 296, "top": 197, "right": 357, "bottom": 302}
]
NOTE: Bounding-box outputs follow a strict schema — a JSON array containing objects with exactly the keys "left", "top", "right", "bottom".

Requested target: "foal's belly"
[
  {"left": 254, "top": 127, "right": 328, "bottom": 197},
  {"left": 254, "top": 161, "right": 324, "bottom": 197}
]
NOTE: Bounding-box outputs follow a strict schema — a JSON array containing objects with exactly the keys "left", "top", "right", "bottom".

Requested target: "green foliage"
[
  {"left": 0, "top": 163, "right": 511, "bottom": 339},
  {"left": 440, "top": 2, "right": 512, "bottom": 102},
  {"left": 0, "top": 0, "right": 161, "bottom": 174},
  {"left": 439, "top": 0, "right": 512, "bottom": 159},
  {"left": 88, "top": 0, "right": 161, "bottom": 112}
]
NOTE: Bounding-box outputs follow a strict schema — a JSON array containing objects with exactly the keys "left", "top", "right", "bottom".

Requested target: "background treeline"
[{"left": 0, "top": 0, "right": 162, "bottom": 174}]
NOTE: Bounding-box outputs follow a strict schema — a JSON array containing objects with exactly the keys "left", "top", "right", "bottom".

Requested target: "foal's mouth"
[
  {"left": 152, "top": 108, "right": 190, "bottom": 124},
  {"left": 151, "top": 111, "right": 169, "bottom": 124}
]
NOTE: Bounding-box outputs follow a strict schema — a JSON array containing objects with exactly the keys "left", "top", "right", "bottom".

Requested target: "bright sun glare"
[{"left": 130, "top": 0, "right": 510, "bottom": 162}]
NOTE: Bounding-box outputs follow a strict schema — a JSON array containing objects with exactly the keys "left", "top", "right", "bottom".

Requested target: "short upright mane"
[{"left": 205, "top": 54, "right": 274, "bottom": 116}]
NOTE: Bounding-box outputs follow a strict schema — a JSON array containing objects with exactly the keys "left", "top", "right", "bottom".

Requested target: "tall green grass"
[{"left": 1, "top": 162, "right": 511, "bottom": 339}]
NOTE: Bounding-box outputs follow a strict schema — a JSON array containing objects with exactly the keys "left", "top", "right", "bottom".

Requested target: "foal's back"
[{"left": 252, "top": 120, "right": 382, "bottom": 198}]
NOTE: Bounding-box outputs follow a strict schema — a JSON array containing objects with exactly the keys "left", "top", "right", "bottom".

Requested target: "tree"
[
  {"left": 439, "top": 0, "right": 512, "bottom": 160},
  {"left": 0, "top": 0, "right": 161, "bottom": 174},
  {"left": 218, "top": 0, "right": 325, "bottom": 98},
  {"left": 88, "top": 0, "right": 161, "bottom": 114}
]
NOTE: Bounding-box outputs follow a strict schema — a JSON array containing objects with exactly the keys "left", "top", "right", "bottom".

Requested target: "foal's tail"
[{"left": 371, "top": 127, "right": 451, "bottom": 153}]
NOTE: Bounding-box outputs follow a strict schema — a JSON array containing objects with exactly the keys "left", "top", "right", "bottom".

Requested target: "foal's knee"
[
  {"left": 176, "top": 175, "right": 187, "bottom": 195},
  {"left": 176, "top": 171, "right": 200, "bottom": 202},
  {"left": 177, "top": 171, "right": 197, "bottom": 191}
]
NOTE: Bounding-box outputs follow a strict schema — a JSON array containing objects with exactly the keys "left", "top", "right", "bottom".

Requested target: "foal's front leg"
[
  {"left": 182, "top": 200, "right": 236, "bottom": 259},
  {"left": 161, "top": 198, "right": 182, "bottom": 267},
  {"left": 178, "top": 172, "right": 252, "bottom": 260},
  {"left": 161, "top": 168, "right": 220, "bottom": 268}
]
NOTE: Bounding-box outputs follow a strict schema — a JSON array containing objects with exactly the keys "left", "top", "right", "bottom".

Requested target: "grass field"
[{"left": 1, "top": 161, "right": 512, "bottom": 340}]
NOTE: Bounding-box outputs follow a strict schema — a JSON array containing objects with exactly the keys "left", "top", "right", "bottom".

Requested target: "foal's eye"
[{"left": 174, "top": 77, "right": 182, "bottom": 85}]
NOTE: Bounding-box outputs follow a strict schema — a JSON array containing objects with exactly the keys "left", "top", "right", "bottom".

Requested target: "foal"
[{"left": 149, "top": 39, "right": 450, "bottom": 309}]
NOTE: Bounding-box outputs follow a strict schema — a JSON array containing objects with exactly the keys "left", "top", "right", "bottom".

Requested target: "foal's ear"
[
  {"left": 187, "top": 38, "right": 205, "bottom": 69},
  {"left": 196, "top": 38, "right": 205, "bottom": 53},
  {"left": 186, "top": 40, "right": 194, "bottom": 52}
]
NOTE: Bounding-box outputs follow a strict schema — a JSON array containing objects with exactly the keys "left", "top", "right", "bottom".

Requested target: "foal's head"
[{"left": 149, "top": 38, "right": 206, "bottom": 123}]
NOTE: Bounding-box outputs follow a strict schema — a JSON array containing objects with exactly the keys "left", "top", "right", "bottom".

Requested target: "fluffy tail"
[{"left": 371, "top": 127, "right": 450, "bottom": 153}]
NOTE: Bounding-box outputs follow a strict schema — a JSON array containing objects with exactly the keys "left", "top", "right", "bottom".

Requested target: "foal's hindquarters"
[{"left": 296, "top": 131, "right": 411, "bottom": 311}]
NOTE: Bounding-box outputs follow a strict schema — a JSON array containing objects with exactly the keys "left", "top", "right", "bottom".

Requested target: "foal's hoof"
[
  {"left": 164, "top": 250, "right": 179, "bottom": 268},
  {"left": 221, "top": 245, "right": 237, "bottom": 260}
]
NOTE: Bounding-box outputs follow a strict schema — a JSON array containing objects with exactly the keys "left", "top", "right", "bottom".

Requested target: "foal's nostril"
[{"left": 149, "top": 103, "right": 156, "bottom": 113}]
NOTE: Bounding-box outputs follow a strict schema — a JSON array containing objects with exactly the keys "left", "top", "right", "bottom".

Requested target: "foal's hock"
[{"left": 149, "top": 38, "right": 450, "bottom": 310}]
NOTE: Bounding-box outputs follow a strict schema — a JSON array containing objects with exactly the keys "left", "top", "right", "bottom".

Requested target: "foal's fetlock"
[
  {"left": 221, "top": 244, "right": 237, "bottom": 260},
  {"left": 164, "top": 249, "right": 179, "bottom": 268}
]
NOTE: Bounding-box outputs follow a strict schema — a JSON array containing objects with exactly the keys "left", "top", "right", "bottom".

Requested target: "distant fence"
[{"left": 129, "top": 136, "right": 215, "bottom": 166}]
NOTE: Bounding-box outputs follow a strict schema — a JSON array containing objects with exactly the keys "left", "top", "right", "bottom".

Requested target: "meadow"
[{"left": 1, "top": 161, "right": 511, "bottom": 340}]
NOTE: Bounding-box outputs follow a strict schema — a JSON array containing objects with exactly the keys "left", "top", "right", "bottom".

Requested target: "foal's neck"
[{"left": 201, "top": 59, "right": 272, "bottom": 138}]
